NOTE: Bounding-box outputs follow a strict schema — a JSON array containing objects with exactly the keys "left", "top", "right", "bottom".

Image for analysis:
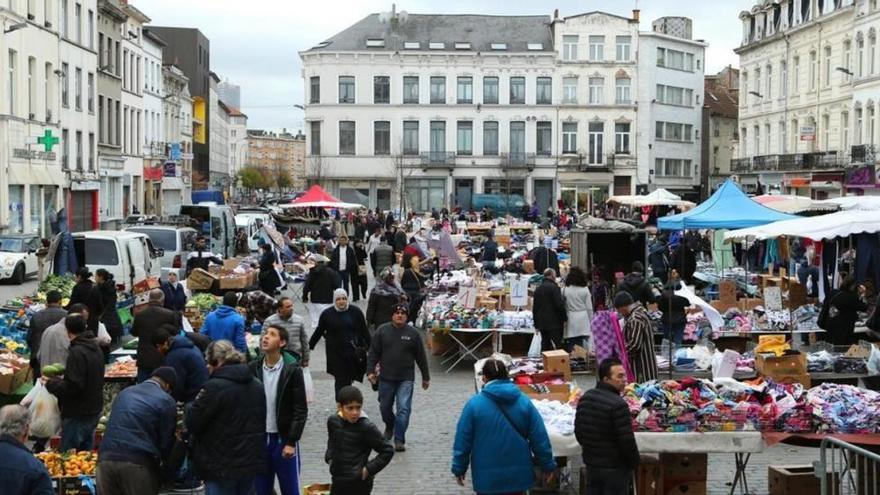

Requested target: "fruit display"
[
  {"left": 0, "top": 336, "right": 27, "bottom": 355},
  {"left": 36, "top": 450, "right": 98, "bottom": 477},
  {"left": 104, "top": 360, "right": 137, "bottom": 378}
]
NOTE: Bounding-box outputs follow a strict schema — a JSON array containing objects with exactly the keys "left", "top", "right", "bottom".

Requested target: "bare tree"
[
  {"left": 390, "top": 145, "right": 420, "bottom": 218},
  {"left": 307, "top": 155, "right": 333, "bottom": 187}
]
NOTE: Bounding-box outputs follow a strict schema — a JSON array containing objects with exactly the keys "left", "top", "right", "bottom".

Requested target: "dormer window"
[
  {"left": 429, "top": 42, "right": 445, "bottom": 49},
  {"left": 404, "top": 41, "right": 420, "bottom": 49},
  {"left": 491, "top": 43, "right": 507, "bottom": 50},
  {"left": 527, "top": 43, "right": 543, "bottom": 50},
  {"left": 366, "top": 39, "right": 385, "bottom": 48},
  {"left": 454, "top": 42, "right": 470, "bottom": 50}
]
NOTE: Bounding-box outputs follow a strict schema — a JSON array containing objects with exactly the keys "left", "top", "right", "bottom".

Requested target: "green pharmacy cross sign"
[{"left": 37, "top": 129, "right": 59, "bottom": 152}]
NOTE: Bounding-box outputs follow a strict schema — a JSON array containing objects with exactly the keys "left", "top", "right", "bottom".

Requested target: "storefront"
[
  {"left": 67, "top": 183, "right": 99, "bottom": 233},
  {"left": 844, "top": 164, "right": 880, "bottom": 195},
  {"left": 810, "top": 172, "right": 844, "bottom": 199},
  {"left": 405, "top": 177, "right": 447, "bottom": 213}
]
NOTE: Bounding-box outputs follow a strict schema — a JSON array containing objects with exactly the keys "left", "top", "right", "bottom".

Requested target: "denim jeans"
[
  {"left": 254, "top": 434, "right": 300, "bottom": 495},
  {"left": 339, "top": 271, "right": 351, "bottom": 296},
  {"left": 205, "top": 476, "right": 255, "bottom": 495},
  {"left": 60, "top": 414, "right": 100, "bottom": 452},
  {"left": 378, "top": 379, "right": 414, "bottom": 443},
  {"left": 662, "top": 322, "right": 686, "bottom": 347}
]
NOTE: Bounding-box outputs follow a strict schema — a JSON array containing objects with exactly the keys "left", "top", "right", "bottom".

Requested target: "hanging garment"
[{"left": 712, "top": 230, "right": 735, "bottom": 272}]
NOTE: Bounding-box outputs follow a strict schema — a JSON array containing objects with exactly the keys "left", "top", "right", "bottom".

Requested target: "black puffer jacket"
[
  {"left": 617, "top": 272, "right": 656, "bottom": 305},
  {"left": 249, "top": 354, "right": 308, "bottom": 447},
  {"left": 187, "top": 363, "right": 267, "bottom": 481},
  {"left": 302, "top": 265, "right": 342, "bottom": 304},
  {"left": 366, "top": 283, "right": 404, "bottom": 327},
  {"left": 574, "top": 382, "right": 639, "bottom": 470},
  {"left": 96, "top": 280, "right": 124, "bottom": 339},
  {"left": 309, "top": 306, "right": 371, "bottom": 381},
  {"left": 325, "top": 415, "right": 394, "bottom": 482},
  {"left": 659, "top": 292, "right": 691, "bottom": 326},
  {"left": 46, "top": 332, "right": 104, "bottom": 419}
]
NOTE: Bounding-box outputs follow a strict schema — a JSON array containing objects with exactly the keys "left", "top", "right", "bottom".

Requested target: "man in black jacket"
[
  {"left": 132, "top": 289, "right": 180, "bottom": 382},
  {"left": 251, "top": 325, "right": 308, "bottom": 495},
  {"left": 617, "top": 262, "right": 657, "bottom": 306},
  {"left": 532, "top": 269, "right": 567, "bottom": 351},
  {"left": 530, "top": 241, "right": 560, "bottom": 275},
  {"left": 574, "top": 358, "right": 639, "bottom": 495},
  {"left": 45, "top": 314, "right": 105, "bottom": 452},
  {"left": 28, "top": 290, "right": 67, "bottom": 379}
]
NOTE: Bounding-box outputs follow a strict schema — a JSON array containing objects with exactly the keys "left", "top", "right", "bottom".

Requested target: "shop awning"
[
  {"left": 724, "top": 210, "right": 880, "bottom": 242},
  {"left": 7, "top": 164, "right": 66, "bottom": 187},
  {"left": 608, "top": 188, "right": 695, "bottom": 208},
  {"left": 817, "top": 195, "right": 880, "bottom": 211}
]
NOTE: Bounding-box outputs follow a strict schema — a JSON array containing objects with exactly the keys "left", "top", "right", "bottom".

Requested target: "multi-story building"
[
  {"left": 218, "top": 80, "right": 240, "bottom": 108},
  {"left": 209, "top": 72, "right": 230, "bottom": 190},
  {"left": 735, "top": 0, "right": 856, "bottom": 197},
  {"left": 59, "top": 0, "right": 100, "bottom": 233},
  {"left": 0, "top": 0, "right": 67, "bottom": 235},
  {"left": 227, "top": 108, "right": 248, "bottom": 191},
  {"left": 96, "top": 0, "right": 127, "bottom": 228},
  {"left": 119, "top": 2, "right": 147, "bottom": 218},
  {"left": 161, "top": 63, "right": 193, "bottom": 213},
  {"left": 149, "top": 26, "right": 210, "bottom": 189},
  {"left": 246, "top": 129, "right": 306, "bottom": 191},
  {"left": 848, "top": 0, "right": 880, "bottom": 194},
  {"left": 291, "top": 130, "right": 306, "bottom": 190},
  {"left": 703, "top": 66, "right": 740, "bottom": 193},
  {"left": 142, "top": 27, "right": 165, "bottom": 214},
  {"left": 638, "top": 17, "right": 707, "bottom": 202}
]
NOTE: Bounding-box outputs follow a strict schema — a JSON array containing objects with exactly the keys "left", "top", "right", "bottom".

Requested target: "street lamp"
[
  {"left": 294, "top": 104, "right": 305, "bottom": 110},
  {"left": 748, "top": 91, "right": 764, "bottom": 98},
  {"left": 836, "top": 67, "right": 854, "bottom": 76},
  {"left": 3, "top": 22, "right": 28, "bottom": 34}
]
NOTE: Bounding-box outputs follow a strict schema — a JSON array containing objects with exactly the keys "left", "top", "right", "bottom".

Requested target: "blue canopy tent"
[{"left": 658, "top": 180, "right": 799, "bottom": 231}]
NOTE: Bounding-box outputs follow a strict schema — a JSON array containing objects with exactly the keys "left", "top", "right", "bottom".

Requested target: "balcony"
[
  {"left": 502, "top": 152, "right": 536, "bottom": 169},
  {"left": 419, "top": 151, "right": 455, "bottom": 169},
  {"left": 851, "top": 144, "right": 876, "bottom": 164},
  {"left": 730, "top": 152, "right": 850, "bottom": 173}
]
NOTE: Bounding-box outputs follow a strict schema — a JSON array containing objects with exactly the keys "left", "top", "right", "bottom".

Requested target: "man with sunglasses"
[{"left": 366, "top": 304, "right": 430, "bottom": 453}]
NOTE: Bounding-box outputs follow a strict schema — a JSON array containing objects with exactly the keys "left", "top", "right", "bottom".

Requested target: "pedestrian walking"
[
  {"left": 93, "top": 269, "right": 124, "bottom": 342},
  {"left": 0, "top": 405, "right": 54, "bottom": 495},
  {"left": 365, "top": 268, "right": 405, "bottom": 330},
  {"left": 302, "top": 255, "right": 342, "bottom": 331},
  {"left": 612, "top": 292, "right": 658, "bottom": 383},
  {"left": 574, "top": 358, "right": 640, "bottom": 495},
  {"left": 309, "top": 290, "right": 371, "bottom": 398},
  {"left": 326, "top": 386, "right": 394, "bottom": 495},
  {"left": 132, "top": 289, "right": 180, "bottom": 382},
  {"left": 187, "top": 340, "right": 266, "bottom": 495},
  {"left": 366, "top": 304, "right": 430, "bottom": 452},
  {"left": 352, "top": 238, "right": 369, "bottom": 302},
  {"left": 258, "top": 243, "right": 282, "bottom": 295},
  {"left": 96, "top": 367, "right": 177, "bottom": 495},
  {"left": 263, "top": 296, "right": 310, "bottom": 366},
  {"left": 44, "top": 314, "right": 105, "bottom": 452},
  {"left": 200, "top": 292, "right": 247, "bottom": 354},
  {"left": 562, "top": 267, "right": 594, "bottom": 352},
  {"left": 533, "top": 269, "right": 568, "bottom": 351},
  {"left": 250, "top": 326, "right": 308, "bottom": 495},
  {"left": 331, "top": 236, "right": 358, "bottom": 297},
  {"left": 451, "top": 359, "right": 556, "bottom": 494},
  {"left": 28, "top": 290, "right": 67, "bottom": 379},
  {"left": 370, "top": 237, "right": 395, "bottom": 276},
  {"left": 66, "top": 267, "right": 93, "bottom": 310}
]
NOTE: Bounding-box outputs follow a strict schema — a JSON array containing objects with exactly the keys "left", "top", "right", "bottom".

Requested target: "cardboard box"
[
  {"left": 661, "top": 453, "right": 708, "bottom": 481},
  {"left": 766, "top": 373, "right": 811, "bottom": 388},
  {"left": 522, "top": 259, "right": 535, "bottom": 274},
  {"left": 188, "top": 268, "right": 219, "bottom": 290},
  {"left": 517, "top": 383, "right": 570, "bottom": 403},
  {"left": 768, "top": 465, "right": 821, "bottom": 495},
  {"left": 636, "top": 460, "right": 665, "bottom": 495},
  {"left": 223, "top": 258, "right": 241, "bottom": 270},
  {"left": 478, "top": 298, "right": 498, "bottom": 310},
  {"left": 664, "top": 482, "right": 707, "bottom": 495},
  {"left": 738, "top": 297, "right": 765, "bottom": 311},
  {"left": 132, "top": 279, "right": 150, "bottom": 294},
  {"left": 219, "top": 273, "right": 253, "bottom": 290},
  {"left": 208, "top": 265, "right": 222, "bottom": 275},
  {"left": 542, "top": 350, "right": 571, "bottom": 380},
  {"left": 756, "top": 353, "right": 807, "bottom": 375},
  {"left": 710, "top": 300, "right": 737, "bottom": 313},
  {"left": 719, "top": 280, "right": 737, "bottom": 304}
]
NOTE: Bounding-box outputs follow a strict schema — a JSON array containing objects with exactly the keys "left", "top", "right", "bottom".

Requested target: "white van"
[
  {"left": 176, "top": 203, "right": 236, "bottom": 259},
  {"left": 235, "top": 212, "right": 273, "bottom": 253},
  {"left": 72, "top": 231, "right": 163, "bottom": 293},
  {"left": 123, "top": 225, "right": 198, "bottom": 280}
]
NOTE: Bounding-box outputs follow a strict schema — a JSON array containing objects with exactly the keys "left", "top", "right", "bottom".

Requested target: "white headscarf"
[{"left": 333, "top": 288, "right": 349, "bottom": 312}]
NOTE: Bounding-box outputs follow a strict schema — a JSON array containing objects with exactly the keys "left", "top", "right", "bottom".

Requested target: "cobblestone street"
[{"left": 293, "top": 299, "right": 820, "bottom": 495}]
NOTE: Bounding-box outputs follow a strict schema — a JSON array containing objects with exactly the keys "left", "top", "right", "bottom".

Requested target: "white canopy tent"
[
  {"left": 608, "top": 188, "right": 695, "bottom": 208},
  {"left": 816, "top": 196, "right": 880, "bottom": 211},
  {"left": 723, "top": 210, "right": 880, "bottom": 242}
]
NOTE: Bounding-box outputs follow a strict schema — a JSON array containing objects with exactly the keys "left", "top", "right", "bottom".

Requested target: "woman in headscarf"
[{"left": 309, "top": 289, "right": 372, "bottom": 398}]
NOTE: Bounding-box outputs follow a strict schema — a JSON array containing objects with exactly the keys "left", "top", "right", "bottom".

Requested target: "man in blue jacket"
[
  {"left": 200, "top": 292, "right": 247, "bottom": 353},
  {"left": 96, "top": 367, "right": 177, "bottom": 495},
  {"left": 0, "top": 405, "right": 53, "bottom": 494},
  {"left": 157, "top": 326, "right": 209, "bottom": 403}
]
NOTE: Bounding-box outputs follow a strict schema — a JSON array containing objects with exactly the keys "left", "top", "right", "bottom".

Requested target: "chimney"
[
  {"left": 554, "top": 9, "right": 559, "bottom": 20},
  {"left": 632, "top": 9, "right": 640, "bottom": 22}
]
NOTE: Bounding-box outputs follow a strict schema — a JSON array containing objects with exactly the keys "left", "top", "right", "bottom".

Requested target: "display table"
[{"left": 439, "top": 328, "right": 534, "bottom": 373}]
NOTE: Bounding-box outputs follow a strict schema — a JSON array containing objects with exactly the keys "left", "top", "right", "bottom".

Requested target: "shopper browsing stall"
[
  {"left": 200, "top": 292, "right": 248, "bottom": 354},
  {"left": 562, "top": 267, "right": 594, "bottom": 351},
  {"left": 613, "top": 292, "right": 658, "bottom": 383},
  {"left": 132, "top": 289, "right": 180, "bottom": 382},
  {"left": 533, "top": 269, "right": 568, "bottom": 351},
  {"left": 28, "top": 290, "right": 67, "bottom": 379},
  {"left": 161, "top": 327, "right": 209, "bottom": 403},
  {"left": 160, "top": 272, "right": 187, "bottom": 312}
]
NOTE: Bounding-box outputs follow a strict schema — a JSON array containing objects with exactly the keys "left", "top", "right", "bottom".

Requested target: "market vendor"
[
  {"left": 613, "top": 292, "right": 658, "bottom": 383},
  {"left": 67, "top": 267, "right": 94, "bottom": 310},
  {"left": 185, "top": 236, "right": 223, "bottom": 277}
]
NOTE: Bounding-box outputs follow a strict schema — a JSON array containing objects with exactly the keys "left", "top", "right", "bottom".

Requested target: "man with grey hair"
[
  {"left": 532, "top": 268, "right": 568, "bottom": 351},
  {"left": 0, "top": 405, "right": 53, "bottom": 494},
  {"left": 263, "top": 296, "right": 309, "bottom": 366},
  {"left": 132, "top": 288, "right": 180, "bottom": 382}
]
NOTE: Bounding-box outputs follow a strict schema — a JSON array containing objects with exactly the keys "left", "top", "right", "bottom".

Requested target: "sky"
[{"left": 143, "top": 0, "right": 756, "bottom": 131}]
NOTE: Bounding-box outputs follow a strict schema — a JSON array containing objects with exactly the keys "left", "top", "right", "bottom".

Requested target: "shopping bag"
[
  {"left": 303, "top": 367, "right": 315, "bottom": 403},
  {"left": 24, "top": 382, "right": 61, "bottom": 438},
  {"left": 528, "top": 332, "right": 542, "bottom": 358}
]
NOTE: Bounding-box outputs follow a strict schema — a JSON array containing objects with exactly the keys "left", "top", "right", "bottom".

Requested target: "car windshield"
[
  {"left": 0, "top": 238, "right": 25, "bottom": 252},
  {"left": 126, "top": 228, "right": 177, "bottom": 251}
]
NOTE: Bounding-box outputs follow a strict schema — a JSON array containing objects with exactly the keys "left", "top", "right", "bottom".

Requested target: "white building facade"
[
  {"left": 161, "top": 64, "right": 193, "bottom": 213},
  {"left": 849, "top": 0, "right": 880, "bottom": 194},
  {"left": 209, "top": 75, "right": 230, "bottom": 190},
  {"left": 118, "top": 3, "right": 147, "bottom": 216},
  {"left": 638, "top": 17, "right": 707, "bottom": 201},
  {"left": 228, "top": 110, "right": 248, "bottom": 188},
  {"left": 142, "top": 27, "right": 165, "bottom": 214}
]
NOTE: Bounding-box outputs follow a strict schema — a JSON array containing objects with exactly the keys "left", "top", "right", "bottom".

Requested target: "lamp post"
[{"left": 3, "top": 22, "right": 27, "bottom": 34}]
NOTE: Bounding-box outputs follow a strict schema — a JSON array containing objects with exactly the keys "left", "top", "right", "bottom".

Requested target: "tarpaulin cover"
[{"left": 658, "top": 180, "right": 799, "bottom": 231}]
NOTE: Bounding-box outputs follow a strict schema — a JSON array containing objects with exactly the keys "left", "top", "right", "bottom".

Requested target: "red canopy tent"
[{"left": 287, "top": 185, "right": 363, "bottom": 209}]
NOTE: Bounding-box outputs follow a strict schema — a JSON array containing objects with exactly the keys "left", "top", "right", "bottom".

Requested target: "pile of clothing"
[
  {"left": 716, "top": 308, "right": 753, "bottom": 335},
  {"left": 805, "top": 351, "right": 869, "bottom": 374},
  {"left": 754, "top": 308, "right": 791, "bottom": 331},
  {"left": 684, "top": 312, "right": 712, "bottom": 342},
  {"left": 807, "top": 351, "right": 835, "bottom": 372},
  {"left": 807, "top": 384, "right": 880, "bottom": 433},
  {"left": 792, "top": 305, "right": 821, "bottom": 332}
]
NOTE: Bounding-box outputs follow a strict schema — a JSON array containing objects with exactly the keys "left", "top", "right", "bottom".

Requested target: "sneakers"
[
  {"left": 394, "top": 440, "right": 406, "bottom": 452},
  {"left": 383, "top": 426, "right": 394, "bottom": 441}
]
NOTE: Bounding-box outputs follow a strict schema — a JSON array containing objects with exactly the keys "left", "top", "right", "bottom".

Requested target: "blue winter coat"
[
  {"left": 164, "top": 335, "right": 209, "bottom": 403},
  {"left": 161, "top": 282, "right": 187, "bottom": 312},
  {"left": 200, "top": 305, "right": 247, "bottom": 353},
  {"left": 0, "top": 435, "right": 53, "bottom": 494},
  {"left": 451, "top": 379, "right": 556, "bottom": 494},
  {"left": 98, "top": 380, "right": 177, "bottom": 466}
]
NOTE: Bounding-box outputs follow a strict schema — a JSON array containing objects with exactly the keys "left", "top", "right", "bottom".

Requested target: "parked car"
[
  {"left": 71, "top": 231, "right": 162, "bottom": 293},
  {"left": 123, "top": 225, "right": 198, "bottom": 280},
  {"left": 0, "top": 234, "right": 40, "bottom": 284}
]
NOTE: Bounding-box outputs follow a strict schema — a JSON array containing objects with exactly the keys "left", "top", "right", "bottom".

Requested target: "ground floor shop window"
[
  {"left": 9, "top": 186, "right": 24, "bottom": 233},
  {"left": 405, "top": 178, "right": 445, "bottom": 212},
  {"left": 30, "top": 186, "right": 41, "bottom": 235},
  {"left": 340, "top": 188, "right": 370, "bottom": 207},
  {"left": 376, "top": 188, "right": 391, "bottom": 211},
  {"left": 560, "top": 185, "right": 606, "bottom": 214},
  {"left": 483, "top": 179, "right": 525, "bottom": 197}
]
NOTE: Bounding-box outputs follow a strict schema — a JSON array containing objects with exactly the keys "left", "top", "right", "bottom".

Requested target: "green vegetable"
[
  {"left": 38, "top": 274, "right": 77, "bottom": 299},
  {"left": 189, "top": 293, "right": 220, "bottom": 312}
]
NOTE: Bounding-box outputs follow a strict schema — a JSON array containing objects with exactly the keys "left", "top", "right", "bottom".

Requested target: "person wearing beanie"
[
  {"left": 613, "top": 290, "right": 657, "bottom": 383},
  {"left": 310, "top": 289, "right": 371, "bottom": 397},
  {"left": 97, "top": 365, "right": 177, "bottom": 494}
]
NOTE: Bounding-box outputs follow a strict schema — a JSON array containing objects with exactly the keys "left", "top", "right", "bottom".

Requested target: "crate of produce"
[{"left": 187, "top": 269, "right": 218, "bottom": 291}]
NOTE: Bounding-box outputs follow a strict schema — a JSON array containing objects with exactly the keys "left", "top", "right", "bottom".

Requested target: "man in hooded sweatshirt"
[
  {"left": 616, "top": 262, "right": 657, "bottom": 306},
  {"left": 200, "top": 292, "right": 248, "bottom": 354}
]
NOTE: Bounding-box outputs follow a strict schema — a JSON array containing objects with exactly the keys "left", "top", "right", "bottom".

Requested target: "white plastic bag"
[
  {"left": 24, "top": 382, "right": 61, "bottom": 438},
  {"left": 303, "top": 367, "right": 315, "bottom": 404},
  {"left": 528, "top": 332, "right": 543, "bottom": 358},
  {"left": 868, "top": 345, "right": 880, "bottom": 376}
]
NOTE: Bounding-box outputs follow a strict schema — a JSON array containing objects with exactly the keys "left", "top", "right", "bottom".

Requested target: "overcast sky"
[{"left": 144, "top": 0, "right": 755, "bottom": 131}]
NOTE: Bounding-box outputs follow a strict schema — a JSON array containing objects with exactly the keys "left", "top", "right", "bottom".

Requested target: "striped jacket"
[{"left": 623, "top": 304, "right": 658, "bottom": 383}]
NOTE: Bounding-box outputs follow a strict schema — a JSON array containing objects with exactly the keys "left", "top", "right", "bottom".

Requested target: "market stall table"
[{"left": 439, "top": 327, "right": 535, "bottom": 373}]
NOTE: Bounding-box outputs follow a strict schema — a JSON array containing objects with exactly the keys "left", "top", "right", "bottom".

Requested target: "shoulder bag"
[{"left": 484, "top": 394, "right": 538, "bottom": 466}]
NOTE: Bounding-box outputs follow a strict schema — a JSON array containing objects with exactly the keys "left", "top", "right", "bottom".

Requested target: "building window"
[
  {"left": 588, "top": 122, "right": 603, "bottom": 164},
  {"left": 563, "top": 77, "right": 578, "bottom": 103},
  {"left": 88, "top": 9, "right": 94, "bottom": 49},
  {"left": 589, "top": 77, "right": 603, "bottom": 104},
  {"left": 75, "top": 131, "right": 82, "bottom": 170},
  {"left": 61, "top": 62, "right": 68, "bottom": 107},
  {"left": 509, "top": 121, "right": 525, "bottom": 156},
  {"left": 616, "top": 36, "right": 631, "bottom": 61},
  {"left": 780, "top": 61, "right": 787, "bottom": 97},
  {"left": 858, "top": 37, "right": 865, "bottom": 78},
  {"left": 44, "top": 62, "right": 52, "bottom": 120},
  {"left": 792, "top": 56, "right": 800, "bottom": 94},
  {"left": 309, "top": 76, "right": 320, "bottom": 104},
  {"left": 402, "top": 120, "right": 419, "bottom": 155},
  {"left": 871, "top": 35, "right": 877, "bottom": 75},
  {"left": 509, "top": 77, "right": 525, "bottom": 104},
  {"left": 536, "top": 77, "right": 552, "bottom": 104},
  {"left": 753, "top": 69, "right": 761, "bottom": 105},
  {"left": 823, "top": 46, "right": 832, "bottom": 86},
  {"left": 589, "top": 36, "right": 604, "bottom": 61},
  {"left": 457, "top": 76, "right": 473, "bottom": 104},
  {"left": 765, "top": 65, "right": 772, "bottom": 99},
  {"left": 657, "top": 48, "right": 694, "bottom": 71},
  {"left": 87, "top": 72, "right": 94, "bottom": 112},
  {"left": 655, "top": 121, "right": 693, "bottom": 141},
  {"left": 61, "top": 0, "right": 68, "bottom": 38},
  {"left": 403, "top": 76, "right": 419, "bottom": 104},
  {"left": 779, "top": 120, "right": 787, "bottom": 154},
  {"left": 88, "top": 132, "right": 94, "bottom": 170},
  {"left": 841, "top": 111, "right": 850, "bottom": 149},
  {"left": 656, "top": 84, "right": 693, "bottom": 106},
  {"left": 338, "top": 121, "right": 355, "bottom": 155},
  {"left": 483, "top": 121, "right": 498, "bottom": 155},
  {"left": 457, "top": 121, "right": 473, "bottom": 155},
  {"left": 430, "top": 76, "right": 446, "bottom": 104},
  {"left": 405, "top": 178, "right": 446, "bottom": 212},
  {"left": 615, "top": 122, "right": 630, "bottom": 154},
  {"left": 430, "top": 121, "right": 446, "bottom": 153},
  {"left": 74, "top": 67, "right": 82, "bottom": 111},
  {"left": 562, "top": 35, "right": 578, "bottom": 61},
  {"left": 483, "top": 76, "right": 499, "bottom": 104},
  {"left": 562, "top": 122, "right": 577, "bottom": 154},
  {"left": 536, "top": 121, "right": 551, "bottom": 156},
  {"left": 843, "top": 41, "right": 852, "bottom": 83},
  {"left": 372, "top": 121, "right": 390, "bottom": 155},
  {"left": 338, "top": 76, "right": 355, "bottom": 104},
  {"left": 75, "top": 3, "right": 81, "bottom": 43},
  {"left": 61, "top": 128, "right": 69, "bottom": 168},
  {"left": 655, "top": 158, "right": 691, "bottom": 177},
  {"left": 373, "top": 76, "right": 390, "bottom": 104},
  {"left": 27, "top": 57, "right": 34, "bottom": 118},
  {"left": 615, "top": 77, "right": 631, "bottom": 104},
  {"left": 810, "top": 51, "right": 817, "bottom": 89}
]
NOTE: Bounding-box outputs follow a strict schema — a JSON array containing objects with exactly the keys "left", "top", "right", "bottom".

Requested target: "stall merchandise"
[
  {"left": 807, "top": 383, "right": 880, "bottom": 433},
  {"left": 36, "top": 450, "right": 97, "bottom": 477}
]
